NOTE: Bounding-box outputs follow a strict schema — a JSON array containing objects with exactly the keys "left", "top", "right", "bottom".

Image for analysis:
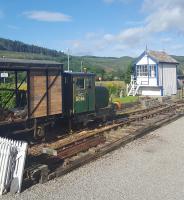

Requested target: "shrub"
[
  {"left": 0, "top": 84, "right": 16, "bottom": 109},
  {"left": 96, "top": 81, "right": 126, "bottom": 97}
]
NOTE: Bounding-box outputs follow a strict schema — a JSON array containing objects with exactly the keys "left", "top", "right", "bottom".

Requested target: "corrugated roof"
[
  {"left": 0, "top": 57, "right": 63, "bottom": 70},
  {"left": 0, "top": 57, "right": 61, "bottom": 65},
  {"left": 148, "top": 50, "right": 179, "bottom": 64}
]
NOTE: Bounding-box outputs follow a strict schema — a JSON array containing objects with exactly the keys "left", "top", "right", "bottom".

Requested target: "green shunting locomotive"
[{"left": 63, "top": 72, "right": 115, "bottom": 130}]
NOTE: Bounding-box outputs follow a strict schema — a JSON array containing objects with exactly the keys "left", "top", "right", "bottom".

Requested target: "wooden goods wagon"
[{"left": 0, "top": 58, "right": 63, "bottom": 138}]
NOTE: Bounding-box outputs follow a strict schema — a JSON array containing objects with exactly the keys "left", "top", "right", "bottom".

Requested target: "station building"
[{"left": 127, "top": 50, "right": 179, "bottom": 96}]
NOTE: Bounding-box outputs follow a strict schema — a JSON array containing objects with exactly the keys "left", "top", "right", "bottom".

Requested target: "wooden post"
[{"left": 15, "top": 71, "right": 18, "bottom": 107}]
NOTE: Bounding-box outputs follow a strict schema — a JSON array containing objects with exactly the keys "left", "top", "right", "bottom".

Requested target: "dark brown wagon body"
[{"left": 0, "top": 58, "right": 63, "bottom": 138}]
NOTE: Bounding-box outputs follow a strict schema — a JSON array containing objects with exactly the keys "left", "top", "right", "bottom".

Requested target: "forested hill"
[
  {"left": 0, "top": 38, "right": 183, "bottom": 78},
  {"left": 0, "top": 38, "right": 135, "bottom": 79},
  {"left": 0, "top": 38, "right": 64, "bottom": 57}
]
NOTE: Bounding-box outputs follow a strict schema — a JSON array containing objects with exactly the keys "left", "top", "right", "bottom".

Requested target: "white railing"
[
  {"left": 127, "top": 75, "right": 140, "bottom": 96},
  {"left": 127, "top": 75, "right": 134, "bottom": 94},
  {"left": 0, "top": 137, "right": 28, "bottom": 195}
]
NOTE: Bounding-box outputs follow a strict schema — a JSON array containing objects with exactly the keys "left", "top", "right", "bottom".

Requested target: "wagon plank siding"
[
  {"left": 48, "top": 71, "right": 62, "bottom": 115},
  {"left": 29, "top": 70, "right": 62, "bottom": 118},
  {"left": 30, "top": 71, "right": 47, "bottom": 118}
]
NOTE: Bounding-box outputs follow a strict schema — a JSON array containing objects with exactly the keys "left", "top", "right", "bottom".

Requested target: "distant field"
[{"left": 96, "top": 81, "right": 126, "bottom": 88}]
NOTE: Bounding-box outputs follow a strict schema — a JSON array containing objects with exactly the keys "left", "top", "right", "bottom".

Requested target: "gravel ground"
[{"left": 1, "top": 117, "right": 184, "bottom": 200}]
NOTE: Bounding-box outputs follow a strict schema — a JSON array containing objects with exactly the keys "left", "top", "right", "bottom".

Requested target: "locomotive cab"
[
  {"left": 63, "top": 72, "right": 95, "bottom": 117},
  {"left": 63, "top": 71, "right": 115, "bottom": 128}
]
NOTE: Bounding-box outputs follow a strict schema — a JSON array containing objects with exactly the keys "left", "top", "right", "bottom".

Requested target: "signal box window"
[{"left": 76, "top": 78, "right": 85, "bottom": 89}]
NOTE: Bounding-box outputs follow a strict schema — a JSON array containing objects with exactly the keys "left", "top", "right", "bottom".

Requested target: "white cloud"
[
  {"left": 142, "top": 0, "right": 184, "bottom": 33},
  {"left": 146, "top": 8, "right": 184, "bottom": 33},
  {"left": 67, "top": 0, "right": 184, "bottom": 56},
  {"left": 105, "top": 0, "right": 184, "bottom": 46},
  {"left": 125, "top": 20, "right": 144, "bottom": 26},
  {"left": 102, "top": 0, "right": 184, "bottom": 54},
  {"left": 66, "top": 36, "right": 109, "bottom": 56},
  {"left": 23, "top": 10, "right": 72, "bottom": 22},
  {"left": 142, "top": 0, "right": 184, "bottom": 12},
  {"left": 70, "top": 40, "right": 82, "bottom": 49}
]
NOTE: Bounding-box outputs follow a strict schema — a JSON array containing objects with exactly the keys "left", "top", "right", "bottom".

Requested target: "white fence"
[{"left": 0, "top": 137, "right": 28, "bottom": 195}]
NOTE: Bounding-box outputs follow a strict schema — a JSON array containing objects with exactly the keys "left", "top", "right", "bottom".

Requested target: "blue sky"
[{"left": 0, "top": 0, "right": 184, "bottom": 57}]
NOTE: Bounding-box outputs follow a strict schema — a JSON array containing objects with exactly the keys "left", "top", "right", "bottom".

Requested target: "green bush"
[
  {"left": 0, "top": 84, "right": 16, "bottom": 109},
  {"left": 96, "top": 81, "right": 126, "bottom": 98}
]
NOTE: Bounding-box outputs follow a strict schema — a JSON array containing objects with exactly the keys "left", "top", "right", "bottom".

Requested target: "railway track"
[
  {"left": 23, "top": 100, "right": 184, "bottom": 188},
  {"left": 27, "top": 103, "right": 165, "bottom": 157}
]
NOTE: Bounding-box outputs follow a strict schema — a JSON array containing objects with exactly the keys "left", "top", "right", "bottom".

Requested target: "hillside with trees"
[
  {"left": 0, "top": 38, "right": 64, "bottom": 57},
  {"left": 0, "top": 38, "right": 183, "bottom": 82}
]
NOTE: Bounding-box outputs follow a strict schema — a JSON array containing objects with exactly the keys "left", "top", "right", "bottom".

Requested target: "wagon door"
[
  {"left": 29, "top": 69, "right": 62, "bottom": 118},
  {"left": 86, "top": 76, "right": 95, "bottom": 112}
]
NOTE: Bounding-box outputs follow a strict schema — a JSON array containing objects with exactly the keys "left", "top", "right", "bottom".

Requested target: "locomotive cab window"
[{"left": 76, "top": 78, "right": 85, "bottom": 89}]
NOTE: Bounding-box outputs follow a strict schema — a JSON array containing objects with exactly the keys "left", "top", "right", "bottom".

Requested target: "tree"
[
  {"left": 177, "top": 67, "right": 183, "bottom": 75},
  {"left": 124, "top": 63, "right": 133, "bottom": 84}
]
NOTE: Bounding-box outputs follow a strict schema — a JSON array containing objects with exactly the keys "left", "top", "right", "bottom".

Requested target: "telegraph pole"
[
  {"left": 81, "top": 60, "right": 83, "bottom": 72},
  {"left": 67, "top": 48, "right": 70, "bottom": 71}
]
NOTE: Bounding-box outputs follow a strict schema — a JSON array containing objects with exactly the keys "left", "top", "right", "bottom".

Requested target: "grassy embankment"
[{"left": 113, "top": 96, "right": 139, "bottom": 103}]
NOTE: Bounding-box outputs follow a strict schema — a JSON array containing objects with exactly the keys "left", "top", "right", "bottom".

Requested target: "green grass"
[
  {"left": 113, "top": 96, "right": 139, "bottom": 104},
  {"left": 96, "top": 81, "right": 126, "bottom": 88},
  {"left": 0, "top": 84, "right": 16, "bottom": 108}
]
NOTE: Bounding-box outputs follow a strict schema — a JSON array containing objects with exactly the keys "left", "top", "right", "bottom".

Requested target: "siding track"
[{"left": 23, "top": 100, "right": 184, "bottom": 190}]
